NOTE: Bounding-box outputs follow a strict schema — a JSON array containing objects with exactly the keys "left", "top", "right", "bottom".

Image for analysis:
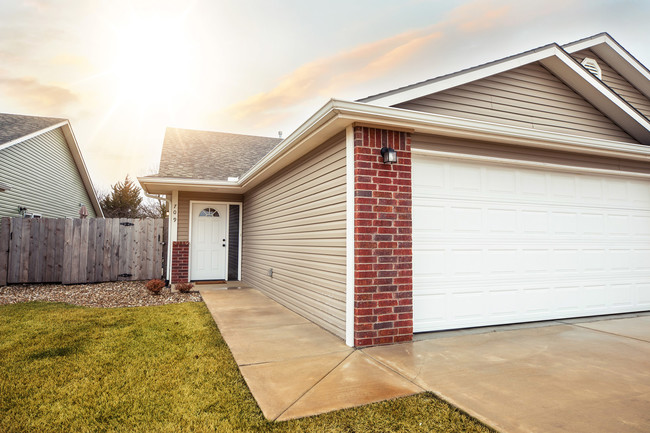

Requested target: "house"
[
  {"left": 0, "top": 113, "right": 103, "bottom": 218},
  {"left": 139, "top": 33, "right": 650, "bottom": 348}
]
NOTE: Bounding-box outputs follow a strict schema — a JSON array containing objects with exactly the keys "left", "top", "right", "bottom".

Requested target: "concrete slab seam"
[
  {"left": 273, "top": 350, "right": 356, "bottom": 421},
  {"left": 564, "top": 323, "right": 650, "bottom": 344}
]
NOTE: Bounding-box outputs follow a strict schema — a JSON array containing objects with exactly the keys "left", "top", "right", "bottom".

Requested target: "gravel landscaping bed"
[{"left": 0, "top": 281, "right": 202, "bottom": 307}]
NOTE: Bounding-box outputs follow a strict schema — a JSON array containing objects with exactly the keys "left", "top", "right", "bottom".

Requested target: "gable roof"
[
  {"left": 0, "top": 112, "right": 66, "bottom": 147},
  {"left": 0, "top": 112, "right": 103, "bottom": 217},
  {"left": 359, "top": 33, "right": 650, "bottom": 144},
  {"left": 149, "top": 127, "right": 282, "bottom": 182},
  {"left": 141, "top": 34, "right": 650, "bottom": 197}
]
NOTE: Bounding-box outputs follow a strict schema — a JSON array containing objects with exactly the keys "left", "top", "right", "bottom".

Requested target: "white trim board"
[
  {"left": 412, "top": 147, "right": 650, "bottom": 180},
  {"left": 345, "top": 125, "right": 355, "bottom": 347}
]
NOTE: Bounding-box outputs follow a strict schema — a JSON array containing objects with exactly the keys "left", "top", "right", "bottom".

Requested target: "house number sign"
[{"left": 173, "top": 203, "right": 177, "bottom": 223}]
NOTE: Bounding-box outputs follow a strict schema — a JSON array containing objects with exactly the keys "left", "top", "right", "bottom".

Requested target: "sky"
[{"left": 1, "top": 0, "right": 649, "bottom": 192}]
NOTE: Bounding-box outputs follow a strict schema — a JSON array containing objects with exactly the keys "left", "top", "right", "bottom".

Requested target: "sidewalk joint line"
[{"left": 273, "top": 349, "right": 356, "bottom": 421}]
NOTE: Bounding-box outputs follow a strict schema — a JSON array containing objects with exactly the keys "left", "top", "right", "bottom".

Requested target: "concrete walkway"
[{"left": 201, "top": 286, "right": 650, "bottom": 432}]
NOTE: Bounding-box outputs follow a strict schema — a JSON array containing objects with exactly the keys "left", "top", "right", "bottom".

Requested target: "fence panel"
[{"left": 0, "top": 217, "right": 167, "bottom": 285}]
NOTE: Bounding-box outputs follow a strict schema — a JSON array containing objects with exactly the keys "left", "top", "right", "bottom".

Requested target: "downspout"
[{"left": 144, "top": 192, "right": 172, "bottom": 283}]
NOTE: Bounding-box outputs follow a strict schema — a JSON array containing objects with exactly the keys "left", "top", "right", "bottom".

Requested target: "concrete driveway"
[
  {"left": 366, "top": 315, "right": 650, "bottom": 433},
  {"left": 202, "top": 286, "right": 650, "bottom": 432}
]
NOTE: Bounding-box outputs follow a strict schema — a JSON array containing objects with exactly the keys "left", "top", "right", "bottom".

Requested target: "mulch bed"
[{"left": 0, "top": 281, "right": 202, "bottom": 308}]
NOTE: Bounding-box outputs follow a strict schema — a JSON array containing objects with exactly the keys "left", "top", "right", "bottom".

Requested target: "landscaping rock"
[{"left": 0, "top": 281, "right": 202, "bottom": 307}]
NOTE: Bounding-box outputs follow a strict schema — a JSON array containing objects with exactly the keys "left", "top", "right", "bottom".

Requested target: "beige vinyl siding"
[
  {"left": 571, "top": 49, "right": 650, "bottom": 120},
  {"left": 396, "top": 62, "right": 637, "bottom": 143},
  {"left": 0, "top": 127, "right": 97, "bottom": 218},
  {"left": 177, "top": 191, "right": 243, "bottom": 242},
  {"left": 412, "top": 132, "right": 650, "bottom": 174},
  {"left": 242, "top": 133, "right": 347, "bottom": 339}
]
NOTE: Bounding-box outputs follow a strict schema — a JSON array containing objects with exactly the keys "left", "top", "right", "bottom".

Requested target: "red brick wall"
[
  {"left": 171, "top": 241, "right": 189, "bottom": 283},
  {"left": 354, "top": 126, "right": 413, "bottom": 347}
]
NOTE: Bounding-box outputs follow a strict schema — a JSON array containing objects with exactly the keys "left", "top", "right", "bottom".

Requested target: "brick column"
[
  {"left": 354, "top": 126, "right": 413, "bottom": 347},
  {"left": 171, "top": 241, "right": 189, "bottom": 283}
]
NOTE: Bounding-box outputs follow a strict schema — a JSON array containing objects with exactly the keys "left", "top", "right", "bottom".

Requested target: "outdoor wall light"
[{"left": 381, "top": 147, "right": 397, "bottom": 164}]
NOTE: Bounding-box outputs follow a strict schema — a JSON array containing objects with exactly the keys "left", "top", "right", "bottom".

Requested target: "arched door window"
[{"left": 199, "top": 208, "right": 220, "bottom": 217}]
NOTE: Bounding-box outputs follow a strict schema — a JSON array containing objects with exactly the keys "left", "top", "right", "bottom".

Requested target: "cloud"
[
  {"left": 228, "top": 27, "right": 438, "bottom": 120},
  {"left": 225, "top": 0, "right": 547, "bottom": 123},
  {"left": 0, "top": 75, "right": 79, "bottom": 113}
]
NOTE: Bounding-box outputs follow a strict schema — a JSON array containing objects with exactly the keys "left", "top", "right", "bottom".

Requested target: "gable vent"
[{"left": 581, "top": 57, "right": 602, "bottom": 80}]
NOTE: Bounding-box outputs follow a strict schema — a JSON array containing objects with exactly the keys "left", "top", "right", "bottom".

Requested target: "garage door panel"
[
  {"left": 638, "top": 284, "right": 650, "bottom": 306},
  {"left": 413, "top": 154, "right": 650, "bottom": 332}
]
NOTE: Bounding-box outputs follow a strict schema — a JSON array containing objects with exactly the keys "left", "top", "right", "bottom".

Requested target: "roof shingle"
[
  {"left": 153, "top": 128, "right": 282, "bottom": 181},
  {"left": 0, "top": 113, "right": 66, "bottom": 145}
]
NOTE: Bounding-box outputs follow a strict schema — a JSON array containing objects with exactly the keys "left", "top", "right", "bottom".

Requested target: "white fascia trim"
[
  {"left": 566, "top": 36, "right": 650, "bottom": 100},
  {"left": 344, "top": 125, "right": 355, "bottom": 348},
  {"left": 359, "top": 45, "right": 561, "bottom": 106},
  {"left": 540, "top": 50, "right": 650, "bottom": 143},
  {"left": 564, "top": 34, "right": 650, "bottom": 80},
  {"left": 237, "top": 100, "right": 338, "bottom": 186},
  {"left": 561, "top": 33, "right": 610, "bottom": 54},
  {"left": 331, "top": 100, "right": 650, "bottom": 160},
  {"left": 144, "top": 95, "right": 650, "bottom": 200},
  {"left": 0, "top": 120, "right": 67, "bottom": 152},
  {"left": 412, "top": 147, "right": 650, "bottom": 180},
  {"left": 138, "top": 176, "right": 242, "bottom": 191},
  {"left": 59, "top": 123, "right": 104, "bottom": 218}
]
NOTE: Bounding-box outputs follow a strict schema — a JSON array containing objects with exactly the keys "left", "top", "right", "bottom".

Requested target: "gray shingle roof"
[
  {"left": 0, "top": 113, "right": 66, "bottom": 145},
  {"left": 153, "top": 127, "right": 282, "bottom": 181}
]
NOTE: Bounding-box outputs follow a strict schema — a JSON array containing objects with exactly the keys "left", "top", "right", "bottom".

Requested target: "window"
[{"left": 199, "top": 208, "right": 220, "bottom": 217}]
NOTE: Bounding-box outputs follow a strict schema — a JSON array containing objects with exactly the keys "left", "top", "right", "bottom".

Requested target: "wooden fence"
[{"left": 0, "top": 217, "right": 168, "bottom": 286}]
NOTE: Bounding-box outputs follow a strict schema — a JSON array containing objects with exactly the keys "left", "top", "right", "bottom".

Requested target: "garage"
[{"left": 412, "top": 149, "right": 650, "bottom": 333}]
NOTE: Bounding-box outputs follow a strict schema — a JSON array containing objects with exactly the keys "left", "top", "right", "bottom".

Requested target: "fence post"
[{"left": 0, "top": 218, "right": 9, "bottom": 286}]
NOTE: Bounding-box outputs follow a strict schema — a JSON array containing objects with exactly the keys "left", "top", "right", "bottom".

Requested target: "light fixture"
[{"left": 381, "top": 147, "right": 397, "bottom": 164}]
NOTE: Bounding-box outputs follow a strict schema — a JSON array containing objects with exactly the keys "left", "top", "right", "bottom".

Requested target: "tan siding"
[
  {"left": 396, "top": 62, "right": 637, "bottom": 143},
  {"left": 571, "top": 49, "right": 650, "bottom": 120},
  {"left": 412, "top": 133, "right": 650, "bottom": 174},
  {"left": 177, "top": 192, "right": 243, "bottom": 241},
  {"left": 242, "top": 133, "right": 347, "bottom": 339}
]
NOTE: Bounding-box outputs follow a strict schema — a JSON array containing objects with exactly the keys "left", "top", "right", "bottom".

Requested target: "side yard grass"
[{"left": 0, "top": 301, "right": 495, "bottom": 433}]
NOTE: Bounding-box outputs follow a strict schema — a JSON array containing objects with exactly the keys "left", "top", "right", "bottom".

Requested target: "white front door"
[{"left": 191, "top": 203, "right": 227, "bottom": 280}]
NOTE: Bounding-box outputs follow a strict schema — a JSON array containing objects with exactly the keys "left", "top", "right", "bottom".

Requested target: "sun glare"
[{"left": 111, "top": 15, "right": 194, "bottom": 110}]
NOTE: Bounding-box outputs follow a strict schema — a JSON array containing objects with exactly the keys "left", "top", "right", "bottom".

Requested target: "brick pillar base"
[
  {"left": 171, "top": 241, "right": 189, "bottom": 283},
  {"left": 354, "top": 126, "right": 413, "bottom": 347}
]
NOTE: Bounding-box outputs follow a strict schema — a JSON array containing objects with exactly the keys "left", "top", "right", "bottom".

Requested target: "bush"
[
  {"left": 175, "top": 283, "right": 194, "bottom": 293},
  {"left": 145, "top": 279, "right": 165, "bottom": 295}
]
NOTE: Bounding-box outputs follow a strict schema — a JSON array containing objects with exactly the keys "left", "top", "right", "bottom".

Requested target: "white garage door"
[{"left": 413, "top": 152, "right": 650, "bottom": 333}]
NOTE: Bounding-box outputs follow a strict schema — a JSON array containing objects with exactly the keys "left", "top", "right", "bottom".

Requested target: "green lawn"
[{"left": 0, "top": 301, "right": 495, "bottom": 433}]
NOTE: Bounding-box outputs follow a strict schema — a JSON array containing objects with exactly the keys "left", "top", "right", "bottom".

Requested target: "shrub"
[
  {"left": 145, "top": 279, "right": 165, "bottom": 295},
  {"left": 175, "top": 283, "right": 194, "bottom": 293}
]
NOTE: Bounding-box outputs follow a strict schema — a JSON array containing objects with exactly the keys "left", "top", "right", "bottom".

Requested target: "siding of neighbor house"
[
  {"left": 570, "top": 49, "right": 650, "bottom": 119},
  {"left": 395, "top": 62, "right": 638, "bottom": 143},
  {"left": 0, "top": 127, "right": 97, "bottom": 218},
  {"left": 412, "top": 133, "right": 650, "bottom": 174},
  {"left": 177, "top": 191, "right": 244, "bottom": 242},
  {"left": 242, "top": 133, "right": 347, "bottom": 338}
]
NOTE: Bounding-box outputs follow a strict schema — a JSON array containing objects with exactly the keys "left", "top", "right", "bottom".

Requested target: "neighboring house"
[
  {"left": 140, "top": 33, "right": 650, "bottom": 348},
  {"left": 0, "top": 113, "right": 103, "bottom": 218}
]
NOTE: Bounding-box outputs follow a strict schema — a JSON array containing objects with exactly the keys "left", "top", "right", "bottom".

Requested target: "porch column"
[
  {"left": 353, "top": 125, "right": 413, "bottom": 347},
  {"left": 169, "top": 190, "right": 189, "bottom": 283}
]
